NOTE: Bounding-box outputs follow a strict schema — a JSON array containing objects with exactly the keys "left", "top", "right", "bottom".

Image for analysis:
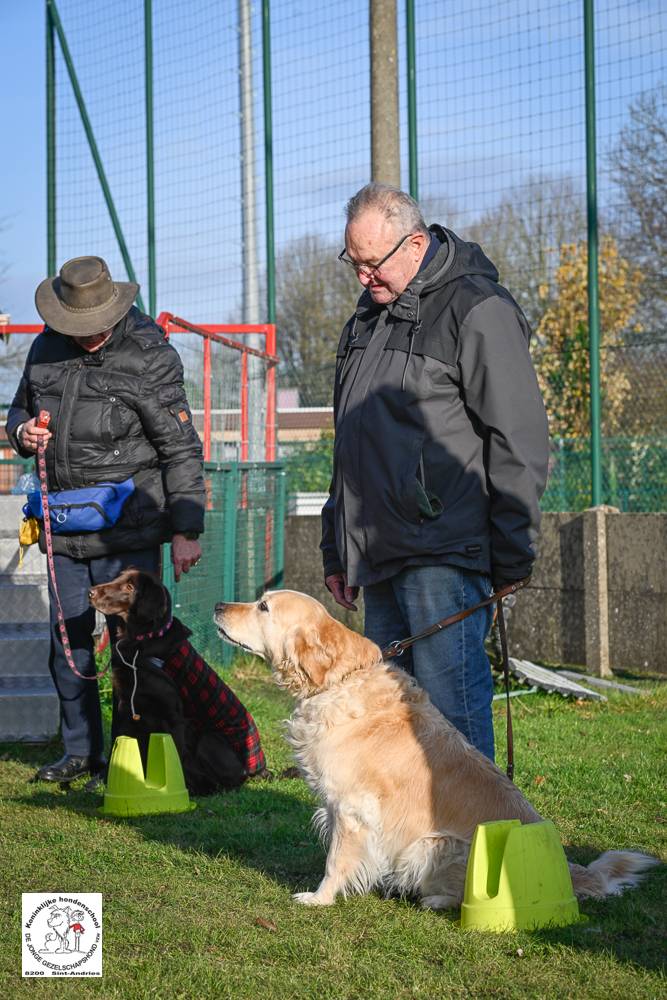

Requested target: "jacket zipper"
[
  {"left": 52, "top": 365, "right": 72, "bottom": 489},
  {"left": 54, "top": 363, "right": 81, "bottom": 490},
  {"left": 49, "top": 500, "right": 113, "bottom": 525}
]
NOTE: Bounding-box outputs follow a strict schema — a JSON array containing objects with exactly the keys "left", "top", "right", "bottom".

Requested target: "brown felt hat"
[{"left": 35, "top": 256, "right": 139, "bottom": 337}]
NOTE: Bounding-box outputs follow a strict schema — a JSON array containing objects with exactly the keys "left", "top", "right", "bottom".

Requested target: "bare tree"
[
  {"left": 465, "top": 175, "right": 586, "bottom": 330},
  {"left": 0, "top": 219, "right": 36, "bottom": 405},
  {"left": 610, "top": 85, "right": 667, "bottom": 336},
  {"left": 276, "top": 234, "right": 360, "bottom": 407}
]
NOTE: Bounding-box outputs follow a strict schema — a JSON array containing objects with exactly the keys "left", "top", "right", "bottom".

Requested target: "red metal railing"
[
  {"left": 156, "top": 313, "right": 278, "bottom": 463},
  {"left": 1, "top": 316, "right": 279, "bottom": 464}
]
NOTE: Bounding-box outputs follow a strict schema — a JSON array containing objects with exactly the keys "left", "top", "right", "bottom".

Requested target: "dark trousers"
[{"left": 47, "top": 548, "right": 160, "bottom": 758}]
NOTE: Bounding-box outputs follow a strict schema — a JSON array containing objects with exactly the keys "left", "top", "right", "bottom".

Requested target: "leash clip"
[{"left": 387, "top": 640, "right": 405, "bottom": 658}]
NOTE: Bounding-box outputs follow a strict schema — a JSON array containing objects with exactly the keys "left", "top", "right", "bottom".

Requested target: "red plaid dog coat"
[{"left": 162, "top": 640, "right": 266, "bottom": 776}]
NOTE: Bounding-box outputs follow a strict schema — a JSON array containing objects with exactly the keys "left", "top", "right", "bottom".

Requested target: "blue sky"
[
  {"left": 1, "top": 1, "right": 45, "bottom": 322},
  {"left": 1, "top": 1, "right": 665, "bottom": 325}
]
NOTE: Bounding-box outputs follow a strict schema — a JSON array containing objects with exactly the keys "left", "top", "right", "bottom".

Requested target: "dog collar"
[{"left": 133, "top": 617, "right": 174, "bottom": 643}]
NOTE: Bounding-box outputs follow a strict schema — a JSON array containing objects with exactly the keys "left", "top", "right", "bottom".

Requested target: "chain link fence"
[
  {"left": 11, "top": 0, "right": 666, "bottom": 511},
  {"left": 163, "top": 463, "right": 286, "bottom": 664}
]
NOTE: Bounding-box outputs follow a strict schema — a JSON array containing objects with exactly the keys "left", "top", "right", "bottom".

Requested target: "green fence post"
[
  {"left": 144, "top": 0, "right": 156, "bottom": 317},
  {"left": 262, "top": 0, "right": 276, "bottom": 325},
  {"left": 46, "top": 1, "right": 56, "bottom": 276},
  {"left": 273, "top": 466, "right": 286, "bottom": 588},
  {"left": 406, "top": 0, "right": 418, "bottom": 201},
  {"left": 221, "top": 465, "right": 239, "bottom": 666},
  {"left": 584, "top": 0, "right": 602, "bottom": 506}
]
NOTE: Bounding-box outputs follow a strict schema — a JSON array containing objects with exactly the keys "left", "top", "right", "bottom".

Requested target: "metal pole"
[
  {"left": 46, "top": 0, "right": 56, "bottom": 276},
  {"left": 406, "top": 0, "right": 418, "bottom": 200},
  {"left": 48, "top": 0, "right": 146, "bottom": 313},
  {"left": 370, "top": 0, "right": 400, "bottom": 186},
  {"left": 238, "top": 0, "right": 260, "bottom": 326},
  {"left": 262, "top": 0, "right": 275, "bottom": 326},
  {"left": 241, "top": 351, "right": 249, "bottom": 462},
  {"left": 264, "top": 323, "right": 277, "bottom": 461},
  {"left": 145, "top": 0, "right": 156, "bottom": 316},
  {"left": 238, "top": 0, "right": 262, "bottom": 461},
  {"left": 203, "top": 337, "right": 212, "bottom": 462},
  {"left": 584, "top": 0, "right": 602, "bottom": 505}
]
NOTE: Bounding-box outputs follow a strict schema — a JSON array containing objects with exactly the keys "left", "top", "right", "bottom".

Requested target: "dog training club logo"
[{"left": 22, "top": 893, "right": 102, "bottom": 977}]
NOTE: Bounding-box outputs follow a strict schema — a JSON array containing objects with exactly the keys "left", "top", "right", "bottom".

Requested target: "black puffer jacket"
[{"left": 6, "top": 307, "right": 205, "bottom": 558}]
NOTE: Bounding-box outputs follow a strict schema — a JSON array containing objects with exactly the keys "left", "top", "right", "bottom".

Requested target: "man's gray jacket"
[{"left": 321, "top": 225, "right": 549, "bottom": 588}]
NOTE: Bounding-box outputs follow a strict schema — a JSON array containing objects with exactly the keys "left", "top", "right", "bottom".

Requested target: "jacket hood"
[{"left": 354, "top": 225, "right": 499, "bottom": 324}]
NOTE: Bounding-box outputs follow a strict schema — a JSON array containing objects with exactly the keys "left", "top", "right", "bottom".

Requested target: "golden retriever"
[{"left": 214, "top": 590, "right": 657, "bottom": 908}]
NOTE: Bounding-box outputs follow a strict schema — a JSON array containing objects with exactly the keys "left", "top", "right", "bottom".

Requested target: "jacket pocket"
[
  {"left": 414, "top": 452, "right": 444, "bottom": 520},
  {"left": 168, "top": 405, "right": 194, "bottom": 435},
  {"left": 415, "top": 479, "right": 444, "bottom": 520},
  {"left": 30, "top": 370, "right": 65, "bottom": 411},
  {"left": 85, "top": 371, "right": 137, "bottom": 442},
  {"left": 377, "top": 433, "right": 425, "bottom": 527}
]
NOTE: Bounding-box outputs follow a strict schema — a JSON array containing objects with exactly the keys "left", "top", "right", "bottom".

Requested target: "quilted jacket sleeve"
[
  {"left": 6, "top": 368, "right": 36, "bottom": 458},
  {"left": 136, "top": 338, "right": 206, "bottom": 536}
]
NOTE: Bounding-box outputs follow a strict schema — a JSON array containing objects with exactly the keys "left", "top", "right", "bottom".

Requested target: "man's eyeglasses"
[{"left": 338, "top": 232, "right": 413, "bottom": 278}]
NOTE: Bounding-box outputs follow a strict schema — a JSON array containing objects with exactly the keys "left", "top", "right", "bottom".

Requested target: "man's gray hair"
[{"left": 345, "top": 182, "right": 429, "bottom": 236}]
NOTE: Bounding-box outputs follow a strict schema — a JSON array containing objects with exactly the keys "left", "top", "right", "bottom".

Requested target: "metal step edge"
[
  {"left": 0, "top": 575, "right": 47, "bottom": 587},
  {"left": 0, "top": 677, "right": 56, "bottom": 691},
  {"left": 0, "top": 623, "right": 51, "bottom": 640},
  {"left": 0, "top": 688, "right": 58, "bottom": 698}
]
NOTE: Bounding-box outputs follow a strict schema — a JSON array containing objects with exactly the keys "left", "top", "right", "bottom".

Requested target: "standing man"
[
  {"left": 322, "top": 183, "right": 549, "bottom": 761},
  {"left": 7, "top": 256, "right": 205, "bottom": 785}
]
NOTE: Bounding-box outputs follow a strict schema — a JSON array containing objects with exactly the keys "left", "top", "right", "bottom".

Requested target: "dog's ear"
[
  {"left": 334, "top": 625, "right": 382, "bottom": 675},
  {"left": 126, "top": 572, "right": 170, "bottom": 638},
  {"left": 282, "top": 618, "right": 380, "bottom": 694},
  {"left": 282, "top": 625, "right": 334, "bottom": 693}
]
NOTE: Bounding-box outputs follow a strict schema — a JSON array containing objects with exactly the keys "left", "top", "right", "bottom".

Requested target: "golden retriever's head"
[{"left": 213, "top": 590, "right": 381, "bottom": 697}]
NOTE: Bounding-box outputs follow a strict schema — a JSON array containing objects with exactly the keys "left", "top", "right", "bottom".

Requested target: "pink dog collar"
[{"left": 133, "top": 617, "right": 173, "bottom": 643}]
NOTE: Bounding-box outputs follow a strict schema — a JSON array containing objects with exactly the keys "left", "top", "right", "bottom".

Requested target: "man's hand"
[
  {"left": 18, "top": 417, "right": 52, "bottom": 453},
  {"left": 325, "top": 572, "right": 359, "bottom": 611},
  {"left": 171, "top": 534, "right": 202, "bottom": 582}
]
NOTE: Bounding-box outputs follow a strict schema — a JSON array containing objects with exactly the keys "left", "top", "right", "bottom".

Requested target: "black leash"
[{"left": 381, "top": 579, "right": 526, "bottom": 780}]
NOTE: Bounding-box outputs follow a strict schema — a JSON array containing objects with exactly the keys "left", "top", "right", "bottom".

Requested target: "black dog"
[{"left": 89, "top": 569, "right": 267, "bottom": 795}]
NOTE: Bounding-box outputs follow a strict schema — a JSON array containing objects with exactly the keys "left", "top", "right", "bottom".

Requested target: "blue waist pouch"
[{"left": 24, "top": 478, "right": 135, "bottom": 534}]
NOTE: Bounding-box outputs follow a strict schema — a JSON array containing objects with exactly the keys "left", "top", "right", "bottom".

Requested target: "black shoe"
[
  {"left": 83, "top": 773, "right": 105, "bottom": 793},
  {"left": 34, "top": 754, "right": 106, "bottom": 784},
  {"left": 278, "top": 766, "right": 301, "bottom": 780},
  {"left": 246, "top": 766, "right": 275, "bottom": 782}
]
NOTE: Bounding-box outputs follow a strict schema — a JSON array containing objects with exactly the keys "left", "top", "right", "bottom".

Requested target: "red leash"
[{"left": 37, "top": 410, "right": 109, "bottom": 682}]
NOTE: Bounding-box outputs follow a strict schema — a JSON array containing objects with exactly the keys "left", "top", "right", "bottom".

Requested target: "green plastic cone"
[
  {"left": 100, "top": 734, "right": 195, "bottom": 817},
  {"left": 460, "top": 819, "right": 581, "bottom": 931}
]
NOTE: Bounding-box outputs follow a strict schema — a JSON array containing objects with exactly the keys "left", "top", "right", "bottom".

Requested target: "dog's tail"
[{"left": 568, "top": 850, "right": 659, "bottom": 900}]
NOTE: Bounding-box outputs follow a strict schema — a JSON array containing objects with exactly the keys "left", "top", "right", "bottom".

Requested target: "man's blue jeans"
[{"left": 363, "top": 564, "right": 495, "bottom": 760}]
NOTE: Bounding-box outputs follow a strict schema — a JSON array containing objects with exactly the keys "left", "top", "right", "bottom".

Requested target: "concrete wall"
[{"left": 283, "top": 512, "right": 667, "bottom": 675}]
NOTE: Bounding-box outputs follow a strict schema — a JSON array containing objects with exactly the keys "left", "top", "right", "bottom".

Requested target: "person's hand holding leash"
[
  {"left": 325, "top": 572, "right": 359, "bottom": 611},
  {"left": 171, "top": 534, "right": 202, "bottom": 581},
  {"left": 19, "top": 416, "right": 53, "bottom": 453}
]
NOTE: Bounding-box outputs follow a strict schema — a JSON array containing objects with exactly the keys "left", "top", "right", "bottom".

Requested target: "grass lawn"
[{"left": 0, "top": 655, "right": 665, "bottom": 999}]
